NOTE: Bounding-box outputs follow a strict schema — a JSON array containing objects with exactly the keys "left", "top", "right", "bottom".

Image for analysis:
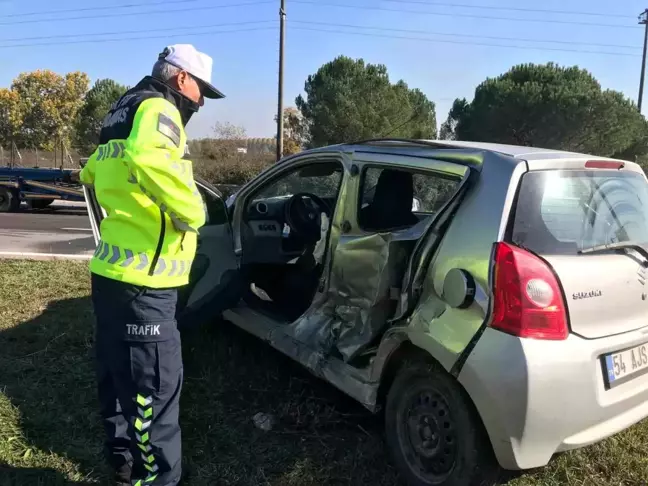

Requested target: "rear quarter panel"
[{"left": 404, "top": 152, "right": 526, "bottom": 371}]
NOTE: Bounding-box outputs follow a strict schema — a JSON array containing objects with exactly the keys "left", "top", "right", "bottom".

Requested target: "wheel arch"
[
  {"left": 373, "top": 332, "right": 500, "bottom": 468},
  {"left": 373, "top": 334, "right": 440, "bottom": 408},
  {"left": 376, "top": 339, "right": 436, "bottom": 410}
]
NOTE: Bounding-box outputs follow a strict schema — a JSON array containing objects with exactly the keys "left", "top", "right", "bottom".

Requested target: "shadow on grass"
[
  {"left": 179, "top": 320, "right": 406, "bottom": 486},
  {"left": 0, "top": 465, "right": 94, "bottom": 486},
  {"left": 0, "top": 295, "right": 516, "bottom": 486},
  {"left": 0, "top": 296, "right": 403, "bottom": 485},
  {"left": 0, "top": 296, "right": 108, "bottom": 484}
]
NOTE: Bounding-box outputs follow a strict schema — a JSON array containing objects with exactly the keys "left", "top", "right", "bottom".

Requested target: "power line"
[
  {"left": 1, "top": 0, "right": 630, "bottom": 21},
  {"left": 382, "top": 0, "right": 633, "bottom": 19},
  {"left": 289, "top": 26, "right": 641, "bottom": 57},
  {"left": 1, "top": 18, "right": 637, "bottom": 51},
  {"left": 0, "top": 20, "right": 276, "bottom": 42},
  {"left": 0, "top": 0, "right": 274, "bottom": 26},
  {"left": 0, "top": 0, "right": 637, "bottom": 30},
  {"left": 0, "top": 26, "right": 277, "bottom": 49},
  {"left": 291, "top": 20, "right": 640, "bottom": 50},
  {"left": 0, "top": 23, "right": 640, "bottom": 57},
  {"left": 290, "top": 1, "right": 641, "bottom": 30},
  {"left": 0, "top": 0, "right": 636, "bottom": 29},
  {"left": 0, "top": 0, "right": 198, "bottom": 18},
  {"left": 0, "top": 20, "right": 640, "bottom": 56}
]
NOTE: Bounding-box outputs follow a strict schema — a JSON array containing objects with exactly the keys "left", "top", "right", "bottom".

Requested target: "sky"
[{"left": 0, "top": 0, "right": 646, "bottom": 139}]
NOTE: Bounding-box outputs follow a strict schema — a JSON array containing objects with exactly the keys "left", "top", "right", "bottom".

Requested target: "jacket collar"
[{"left": 134, "top": 76, "right": 200, "bottom": 126}]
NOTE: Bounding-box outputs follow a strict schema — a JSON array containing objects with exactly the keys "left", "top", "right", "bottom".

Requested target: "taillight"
[
  {"left": 585, "top": 160, "right": 624, "bottom": 170},
  {"left": 491, "top": 242, "right": 568, "bottom": 340}
]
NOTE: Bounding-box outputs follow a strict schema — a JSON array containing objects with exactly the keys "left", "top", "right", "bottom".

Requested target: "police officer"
[{"left": 77, "top": 44, "right": 224, "bottom": 486}]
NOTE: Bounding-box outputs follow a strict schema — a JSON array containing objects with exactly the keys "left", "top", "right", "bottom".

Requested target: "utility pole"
[
  {"left": 276, "top": 0, "right": 286, "bottom": 162},
  {"left": 638, "top": 9, "right": 648, "bottom": 112}
]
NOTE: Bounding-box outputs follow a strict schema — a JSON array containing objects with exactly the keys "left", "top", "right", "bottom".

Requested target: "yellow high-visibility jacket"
[{"left": 80, "top": 76, "right": 206, "bottom": 288}]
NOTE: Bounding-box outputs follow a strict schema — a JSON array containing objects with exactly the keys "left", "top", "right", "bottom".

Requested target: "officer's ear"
[{"left": 176, "top": 71, "right": 190, "bottom": 89}]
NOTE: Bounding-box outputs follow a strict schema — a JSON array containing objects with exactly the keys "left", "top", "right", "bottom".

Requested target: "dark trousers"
[{"left": 91, "top": 274, "right": 183, "bottom": 486}]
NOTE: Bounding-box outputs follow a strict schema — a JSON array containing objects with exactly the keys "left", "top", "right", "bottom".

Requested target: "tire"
[
  {"left": 0, "top": 187, "right": 20, "bottom": 212},
  {"left": 27, "top": 198, "right": 54, "bottom": 210},
  {"left": 385, "top": 359, "right": 497, "bottom": 486}
]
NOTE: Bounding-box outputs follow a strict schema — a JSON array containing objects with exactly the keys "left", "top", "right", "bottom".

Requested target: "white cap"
[{"left": 158, "top": 44, "right": 225, "bottom": 99}]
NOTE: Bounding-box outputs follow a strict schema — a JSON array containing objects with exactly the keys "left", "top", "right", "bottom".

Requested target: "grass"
[{"left": 1, "top": 260, "right": 647, "bottom": 486}]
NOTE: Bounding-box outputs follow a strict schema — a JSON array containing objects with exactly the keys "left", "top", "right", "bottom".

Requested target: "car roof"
[
  {"left": 292, "top": 138, "right": 630, "bottom": 168},
  {"left": 417, "top": 140, "right": 597, "bottom": 161}
]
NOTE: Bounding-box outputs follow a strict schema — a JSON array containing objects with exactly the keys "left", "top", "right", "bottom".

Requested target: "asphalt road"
[{"left": 0, "top": 201, "right": 95, "bottom": 258}]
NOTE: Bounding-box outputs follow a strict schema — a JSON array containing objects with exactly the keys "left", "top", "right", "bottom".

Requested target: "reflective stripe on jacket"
[{"left": 80, "top": 77, "right": 206, "bottom": 288}]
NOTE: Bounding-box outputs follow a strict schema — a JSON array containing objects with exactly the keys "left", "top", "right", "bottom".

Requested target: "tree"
[
  {"left": 438, "top": 119, "right": 455, "bottom": 141},
  {"left": 275, "top": 107, "right": 308, "bottom": 155},
  {"left": 246, "top": 138, "right": 275, "bottom": 155},
  {"left": 10, "top": 70, "right": 89, "bottom": 150},
  {"left": 400, "top": 85, "right": 437, "bottom": 139},
  {"left": 441, "top": 63, "right": 648, "bottom": 158},
  {"left": 212, "top": 121, "right": 247, "bottom": 157},
  {"left": 296, "top": 56, "right": 437, "bottom": 147},
  {"left": 0, "top": 89, "right": 21, "bottom": 148},
  {"left": 213, "top": 121, "right": 247, "bottom": 141},
  {"left": 189, "top": 122, "right": 274, "bottom": 186},
  {"left": 439, "top": 99, "right": 469, "bottom": 141},
  {"left": 74, "top": 78, "right": 128, "bottom": 155},
  {"left": 189, "top": 122, "right": 247, "bottom": 161}
]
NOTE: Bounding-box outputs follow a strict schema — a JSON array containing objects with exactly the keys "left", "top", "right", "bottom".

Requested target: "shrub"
[{"left": 192, "top": 153, "right": 273, "bottom": 186}]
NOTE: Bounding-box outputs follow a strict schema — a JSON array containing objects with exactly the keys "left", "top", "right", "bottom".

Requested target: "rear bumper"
[{"left": 458, "top": 327, "right": 648, "bottom": 470}]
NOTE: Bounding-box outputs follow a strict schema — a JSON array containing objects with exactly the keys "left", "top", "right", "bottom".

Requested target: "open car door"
[
  {"left": 82, "top": 177, "right": 242, "bottom": 328},
  {"left": 83, "top": 184, "right": 104, "bottom": 246}
]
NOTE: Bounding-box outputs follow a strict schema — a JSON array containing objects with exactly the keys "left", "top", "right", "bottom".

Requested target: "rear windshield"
[{"left": 511, "top": 170, "right": 648, "bottom": 255}]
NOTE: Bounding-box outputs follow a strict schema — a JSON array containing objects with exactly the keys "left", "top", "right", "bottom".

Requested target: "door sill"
[
  {"left": 223, "top": 306, "right": 285, "bottom": 341},
  {"left": 226, "top": 304, "right": 378, "bottom": 409}
]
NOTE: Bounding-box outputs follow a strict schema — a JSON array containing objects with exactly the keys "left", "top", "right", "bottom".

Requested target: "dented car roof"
[{"left": 297, "top": 139, "right": 629, "bottom": 166}]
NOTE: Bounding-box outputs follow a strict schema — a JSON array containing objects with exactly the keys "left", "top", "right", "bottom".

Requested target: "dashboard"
[{"left": 240, "top": 195, "right": 335, "bottom": 265}]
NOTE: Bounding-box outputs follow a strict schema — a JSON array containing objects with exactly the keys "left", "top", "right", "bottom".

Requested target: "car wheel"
[
  {"left": 0, "top": 187, "right": 19, "bottom": 212},
  {"left": 385, "top": 359, "right": 496, "bottom": 486}
]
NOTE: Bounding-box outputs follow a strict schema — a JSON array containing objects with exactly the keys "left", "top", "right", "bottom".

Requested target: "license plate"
[{"left": 604, "top": 342, "right": 648, "bottom": 388}]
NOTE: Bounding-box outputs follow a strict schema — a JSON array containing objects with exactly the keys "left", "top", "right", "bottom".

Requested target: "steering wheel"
[{"left": 284, "top": 192, "right": 330, "bottom": 242}]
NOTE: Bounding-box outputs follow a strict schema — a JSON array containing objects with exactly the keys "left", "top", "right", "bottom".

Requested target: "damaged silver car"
[{"left": 85, "top": 139, "right": 648, "bottom": 486}]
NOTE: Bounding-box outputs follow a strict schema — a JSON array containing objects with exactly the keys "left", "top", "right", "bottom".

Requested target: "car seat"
[{"left": 359, "top": 169, "right": 419, "bottom": 231}]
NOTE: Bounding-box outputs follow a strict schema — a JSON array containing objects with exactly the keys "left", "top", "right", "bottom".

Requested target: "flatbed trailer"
[{"left": 0, "top": 166, "right": 83, "bottom": 212}]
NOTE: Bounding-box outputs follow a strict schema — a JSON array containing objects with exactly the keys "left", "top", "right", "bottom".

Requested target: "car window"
[
  {"left": 253, "top": 162, "right": 343, "bottom": 201},
  {"left": 360, "top": 167, "right": 459, "bottom": 213},
  {"left": 511, "top": 170, "right": 648, "bottom": 254}
]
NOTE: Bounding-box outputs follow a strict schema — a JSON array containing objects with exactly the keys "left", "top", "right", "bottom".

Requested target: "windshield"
[
  {"left": 252, "top": 164, "right": 343, "bottom": 202},
  {"left": 511, "top": 170, "right": 648, "bottom": 255}
]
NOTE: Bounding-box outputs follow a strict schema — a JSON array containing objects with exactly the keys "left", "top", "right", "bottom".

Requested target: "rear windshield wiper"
[{"left": 578, "top": 242, "right": 648, "bottom": 266}]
